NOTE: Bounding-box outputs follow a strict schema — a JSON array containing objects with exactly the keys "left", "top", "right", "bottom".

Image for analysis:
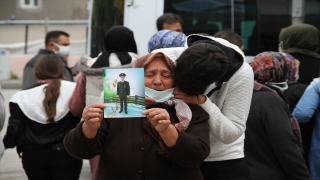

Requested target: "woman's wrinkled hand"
[
  {"left": 143, "top": 108, "right": 171, "bottom": 133},
  {"left": 82, "top": 103, "right": 106, "bottom": 132}
]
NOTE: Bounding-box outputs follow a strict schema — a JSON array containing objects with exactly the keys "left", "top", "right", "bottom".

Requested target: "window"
[
  {"left": 305, "top": 0, "right": 320, "bottom": 30},
  {"left": 20, "top": 0, "right": 41, "bottom": 8},
  {"left": 164, "top": 0, "right": 259, "bottom": 55}
]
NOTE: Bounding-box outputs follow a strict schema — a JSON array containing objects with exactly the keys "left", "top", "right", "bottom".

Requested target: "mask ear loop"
[
  {"left": 265, "top": 81, "right": 288, "bottom": 91},
  {"left": 278, "top": 41, "right": 284, "bottom": 52}
]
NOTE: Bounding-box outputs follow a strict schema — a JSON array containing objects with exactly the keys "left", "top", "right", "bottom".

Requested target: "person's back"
[
  {"left": 3, "top": 55, "right": 82, "bottom": 180},
  {"left": 246, "top": 90, "right": 309, "bottom": 180},
  {"left": 279, "top": 24, "right": 320, "bottom": 85},
  {"left": 246, "top": 51, "right": 310, "bottom": 180},
  {"left": 22, "top": 30, "right": 73, "bottom": 89}
]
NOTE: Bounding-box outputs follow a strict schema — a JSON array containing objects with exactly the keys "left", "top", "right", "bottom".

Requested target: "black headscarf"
[{"left": 91, "top": 26, "right": 138, "bottom": 68}]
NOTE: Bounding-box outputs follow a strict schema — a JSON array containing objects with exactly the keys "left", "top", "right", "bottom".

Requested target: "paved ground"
[{"left": 0, "top": 88, "right": 91, "bottom": 180}]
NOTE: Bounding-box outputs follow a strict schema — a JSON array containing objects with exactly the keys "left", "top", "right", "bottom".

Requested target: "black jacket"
[
  {"left": 3, "top": 103, "right": 80, "bottom": 156},
  {"left": 3, "top": 82, "right": 80, "bottom": 156},
  {"left": 284, "top": 82, "right": 316, "bottom": 166},
  {"left": 244, "top": 91, "right": 310, "bottom": 180},
  {"left": 64, "top": 105, "right": 210, "bottom": 180},
  {"left": 290, "top": 53, "right": 320, "bottom": 85}
]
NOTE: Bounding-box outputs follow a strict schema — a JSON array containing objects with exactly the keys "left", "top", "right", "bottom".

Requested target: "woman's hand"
[
  {"left": 143, "top": 108, "right": 171, "bottom": 133},
  {"left": 82, "top": 103, "right": 106, "bottom": 139},
  {"left": 173, "top": 88, "right": 206, "bottom": 105},
  {"left": 143, "top": 108, "right": 179, "bottom": 147},
  {"left": 145, "top": 96, "right": 157, "bottom": 107}
]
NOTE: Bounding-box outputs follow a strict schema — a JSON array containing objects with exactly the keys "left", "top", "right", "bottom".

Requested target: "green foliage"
[{"left": 103, "top": 80, "right": 117, "bottom": 99}]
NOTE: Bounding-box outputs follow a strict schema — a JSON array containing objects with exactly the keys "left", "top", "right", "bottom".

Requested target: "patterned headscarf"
[
  {"left": 251, "top": 51, "right": 290, "bottom": 90},
  {"left": 148, "top": 30, "right": 186, "bottom": 53},
  {"left": 281, "top": 53, "right": 299, "bottom": 83}
]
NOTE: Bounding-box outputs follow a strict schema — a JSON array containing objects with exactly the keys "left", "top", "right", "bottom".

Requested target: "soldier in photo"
[{"left": 117, "top": 73, "right": 130, "bottom": 114}]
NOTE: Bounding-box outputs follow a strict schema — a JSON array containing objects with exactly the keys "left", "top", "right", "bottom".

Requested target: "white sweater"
[
  {"left": 154, "top": 35, "right": 254, "bottom": 161},
  {"left": 201, "top": 62, "right": 253, "bottom": 161}
]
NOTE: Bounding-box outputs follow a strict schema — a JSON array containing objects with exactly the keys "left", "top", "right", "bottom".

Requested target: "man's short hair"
[
  {"left": 45, "top": 30, "right": 70, "bottom": 46},
  {"left": 156, "top": 13, "right": 183, "bottom": 31},
  {"left": 174, "top": 43, "right": 229, "bottom": 96},
  {"left": 214, "top": 29, "right": 244, "bottom": 49}
]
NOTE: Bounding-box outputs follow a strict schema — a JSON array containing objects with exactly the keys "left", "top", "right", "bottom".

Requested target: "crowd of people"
[{"left": 1, "top": 12, "right": 320, "bottom": 180}]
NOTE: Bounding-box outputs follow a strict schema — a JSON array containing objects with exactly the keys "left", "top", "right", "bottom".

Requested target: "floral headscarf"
[
  {"left": 251, "top": 51, "right": 290, "bottom": 90},
  {"left": 280, "top": 53, "right": 299, "bottom": 83}
]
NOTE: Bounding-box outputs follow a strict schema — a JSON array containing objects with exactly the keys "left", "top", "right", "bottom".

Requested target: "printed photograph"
[{"left": 103, "top": 68, "right": 145, "bottom": 118}]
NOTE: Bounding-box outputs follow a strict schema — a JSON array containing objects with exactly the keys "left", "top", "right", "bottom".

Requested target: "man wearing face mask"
[{"left": 22, "top": 30, "right": 74, "bottom": 89}]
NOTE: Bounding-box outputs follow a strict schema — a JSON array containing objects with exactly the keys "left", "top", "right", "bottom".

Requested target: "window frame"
[{"left": 20, "top": 0, "right": 41, "bottom": 9}]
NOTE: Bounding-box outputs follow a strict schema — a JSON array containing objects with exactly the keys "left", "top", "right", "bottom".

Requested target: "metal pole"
[
  {"left": 86, "top": 0, "right": 94, "bottom": 57},
  {"left": 292, "top": 0, "right": 305, "bottom": 24},
  {"left": 85, "top": 26, "right": 88, "bottom": 54},
  {"left": 231, "top": 0, "right": 234, "bottom": 31},
  {"left": 44, "top": 17, "right": 49, "bottom": 33},
  {"left": 24, "top": 24, "right": 29, "bottom": 54}
]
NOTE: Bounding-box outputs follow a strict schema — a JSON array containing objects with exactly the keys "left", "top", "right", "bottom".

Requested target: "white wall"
[{"left": 124, "top": 0, "right": 164, "bottom": 56}]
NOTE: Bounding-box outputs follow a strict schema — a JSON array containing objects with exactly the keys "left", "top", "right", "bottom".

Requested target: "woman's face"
[{"left": 144, "top": 57, "right": 174, "bottom": 91}]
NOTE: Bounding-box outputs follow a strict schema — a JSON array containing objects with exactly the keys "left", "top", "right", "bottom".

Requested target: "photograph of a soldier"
[
  {"left": 117, "top": 73, "right": 130, "bottom": 114},
  {"left": 102, "top": 68, "right": 145, "bottom": 118}
]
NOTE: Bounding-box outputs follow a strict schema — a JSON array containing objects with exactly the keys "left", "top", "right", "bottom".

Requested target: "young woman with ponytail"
[{"left": 3, "top": 54, "right": 82, "bottom": 180}]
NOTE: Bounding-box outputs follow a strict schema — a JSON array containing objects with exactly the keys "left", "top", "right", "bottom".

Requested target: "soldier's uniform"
[{"left": 117, "top": 73, "right": 130, "bottom": 113}]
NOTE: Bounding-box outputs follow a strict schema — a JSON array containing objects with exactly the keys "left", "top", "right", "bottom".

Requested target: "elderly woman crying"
[{"left": 63, "top": 51, "right": 211, "bottom": 180}]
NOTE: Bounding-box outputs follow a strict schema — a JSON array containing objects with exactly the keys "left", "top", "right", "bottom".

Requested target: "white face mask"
[
  {"left": 265, "top": 81, "right": 288, "bottom": 92},
  {"left": 53, "top": 42, "right": 70, "bottom": 58},
  {"left": 145, "top": 87, "right": 174, "bottom": 103}
]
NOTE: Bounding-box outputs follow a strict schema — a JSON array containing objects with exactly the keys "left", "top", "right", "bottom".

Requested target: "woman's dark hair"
[
  {"left": 214, "top": 30, "right": 244, "bottom": 50},
  {"left": 174, "top": 43, "right": 229, "bottom": 96},
  {"left": 34, "top": 54, "right": 64, "bottom": 123}
]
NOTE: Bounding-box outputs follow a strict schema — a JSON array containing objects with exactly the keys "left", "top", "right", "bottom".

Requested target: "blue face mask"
[{"left": 145, "top": 87, "right": 174, "bottom": 103}]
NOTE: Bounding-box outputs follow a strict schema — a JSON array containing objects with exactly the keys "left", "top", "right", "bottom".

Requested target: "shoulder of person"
[
  {"left": 61, "top": 80, "right": 76, "bottom": 87},
  {"left": 253, "top": 91, "right": 287, "bottom": 108},
  {"left": 188, "top": 104, "right": 210, "bottom": 119}
]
